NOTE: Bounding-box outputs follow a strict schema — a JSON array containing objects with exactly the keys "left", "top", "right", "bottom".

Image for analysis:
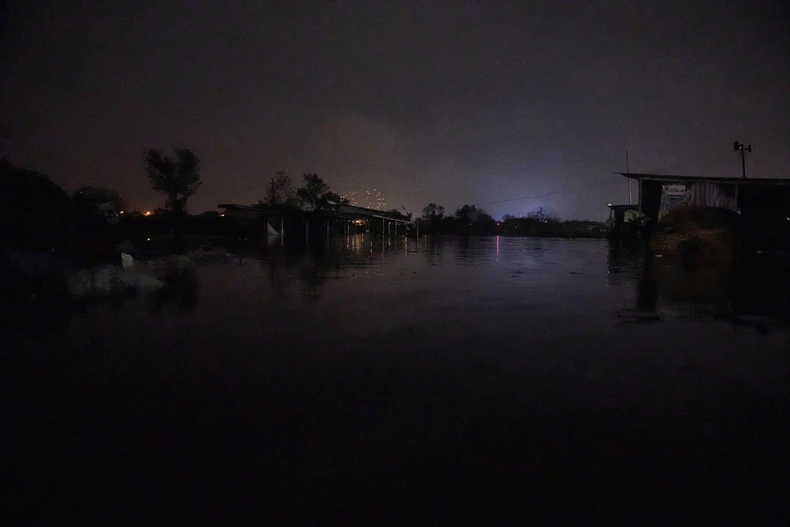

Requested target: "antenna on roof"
[{"left": 733, "top": 141, "right": 752, "bottom": 179}]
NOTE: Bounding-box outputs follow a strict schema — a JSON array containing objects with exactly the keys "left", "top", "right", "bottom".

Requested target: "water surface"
[{"left": 4, "top": 236, "right": 788, "bottom": 524}]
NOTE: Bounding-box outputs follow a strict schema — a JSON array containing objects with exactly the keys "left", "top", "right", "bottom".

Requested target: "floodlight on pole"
[{"left": 733, "top": 141, "right": 752, "bottom": 179}]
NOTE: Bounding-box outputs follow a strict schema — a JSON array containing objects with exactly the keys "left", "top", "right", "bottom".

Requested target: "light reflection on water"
[
  {"left": 5, "top": 235, "right": 790, "bottom": 342},
  {"left": 4, "top": 235, "right": 789, "bottom": 523}
]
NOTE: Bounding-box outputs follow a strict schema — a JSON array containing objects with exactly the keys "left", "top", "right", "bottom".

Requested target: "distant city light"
[
  {"left": 341, "top": 188, "right": 387, "bottom": 210},
  {"left": 144, "top": 211, "right": 153, "bottom": 216}
]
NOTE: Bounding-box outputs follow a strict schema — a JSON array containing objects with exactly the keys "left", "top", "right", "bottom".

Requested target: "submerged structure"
[
  {"left": 618, "top": 172, "right": 790, "bottom": 260},
  {"left": 217, "top": 202, "right": 413, "bottom": 241}
]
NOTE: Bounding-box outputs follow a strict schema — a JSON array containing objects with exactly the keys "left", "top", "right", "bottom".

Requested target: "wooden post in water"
[{"left": 735, "top": 183, "right": 740, "bottom": 213}]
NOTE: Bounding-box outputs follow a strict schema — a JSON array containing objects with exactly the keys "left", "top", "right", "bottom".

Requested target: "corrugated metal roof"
[
  {"left": 216, "top": 203, "right": 413, "bottom": 223},
  {"left": 217, "top": 204, "right": 272, "bottom": 211},
  {"left": 331, "top": 203, "right": 412, "bottom": 222},
  {"left": 618, "top": 172, "right": 790, "bottom": 185}
]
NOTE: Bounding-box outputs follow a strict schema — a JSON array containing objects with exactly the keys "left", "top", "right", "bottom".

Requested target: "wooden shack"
[{"left": 619, "top": 173, "right": 790, "bottom": 259}]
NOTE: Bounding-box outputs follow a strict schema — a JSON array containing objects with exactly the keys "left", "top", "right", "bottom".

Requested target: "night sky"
[{"left": 3, "top": 0, "right": 789, "bottom": 220}]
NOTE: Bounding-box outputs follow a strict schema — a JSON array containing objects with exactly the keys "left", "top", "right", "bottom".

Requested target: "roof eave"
[{"left": 616, "top": 172, "right": 790, "bottom": 185}]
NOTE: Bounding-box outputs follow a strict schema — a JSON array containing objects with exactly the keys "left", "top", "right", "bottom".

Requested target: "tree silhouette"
[
  {"left": 296, "top": 173, "right": 329, "bottom": 210},
  {"left": 144, "top": 147, "right": 201, "bottom": 214},
  {"left": 0, "top": 158, "right": 71, "bottom": 250},
  {"left": 451, "top": 204, "right": 495, "bottom": 234},
  {"left": 263, "top": 171, "right": 296, "bottom": 207},
  {"left": 455, "top": 204, "right": 479, "bottom": 224},
  {"left": 528, "top": 206, "right": 554, "bottom": 221},
  {"left": 422, "top": 203, "right": 445, "bottom": 221},
  {"left": 295, "top": 174, "right": 348, "bottom": 210},
  {"left": 419, "top": 203, "right": 445, "bottom": 233}
]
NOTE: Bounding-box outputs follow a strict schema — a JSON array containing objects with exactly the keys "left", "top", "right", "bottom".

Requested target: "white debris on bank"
[
  {"left": 66, "top": 265, "right": 164, "bottom": 298},
  {"left": 121, "top": 252, "right": 134, "bottom": 270},
  {"left": 66, "top": 252, "right": 166, "bottom": 299},
  {"left": 3, "top": 248, "right": 202, "bottom": 301}
]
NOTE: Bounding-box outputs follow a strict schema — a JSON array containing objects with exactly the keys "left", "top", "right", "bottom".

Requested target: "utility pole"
[
  {"left": 626, "top": 150, "right": 631, "bottom": 204},
  {"left": 733, "top": 141, "right": 752, "bottom": 179}
]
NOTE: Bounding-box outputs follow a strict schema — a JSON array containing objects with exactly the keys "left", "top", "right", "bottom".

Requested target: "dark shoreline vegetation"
[
  {"left": 416, "top": 203, "right": 607, "bottom": 238},
  {"left": 0, "top": 153, "right": 609, "bottom": 313},
  {"left": 1, "top": 154, "right": 608, "bottom": 260},
  {"left": 114, "top": 207, "right": 609, "bottom": 258}
]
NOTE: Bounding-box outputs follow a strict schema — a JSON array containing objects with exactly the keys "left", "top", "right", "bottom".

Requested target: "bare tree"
[{"left": 263, "top": 171, "right": 296, "bottom": 207}]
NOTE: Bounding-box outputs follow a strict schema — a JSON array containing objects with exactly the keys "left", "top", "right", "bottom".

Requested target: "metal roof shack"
[
  {"left": 618, "top": 172, "right": 790, "bottom": 220},
  {"left": 327, "top": 203, "right": 412, "bottom": 223},
  {"left": 620, "top": 172, "right": 790, "bottom": 186},
  {"left": 216, "top": 202, "right": 413, "bottom": 239},
  {"left": 217, "top": 202, "right": 412, "bottom": 223},
  {"left": 618, "top": 172, "right": 790, "bottom": 252}
]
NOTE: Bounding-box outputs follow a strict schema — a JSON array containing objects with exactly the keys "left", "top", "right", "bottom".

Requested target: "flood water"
[{"left": 4, "top": 236, "right": 788, "bottom": 524}]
